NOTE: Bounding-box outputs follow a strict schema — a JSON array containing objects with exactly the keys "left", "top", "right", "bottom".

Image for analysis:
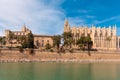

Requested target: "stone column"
[
  {"left": 102, "top": 37, "right": 104, "bottom": 49},
  {"left": 118, "top": 37, "right": 119, "bottom": 48}
]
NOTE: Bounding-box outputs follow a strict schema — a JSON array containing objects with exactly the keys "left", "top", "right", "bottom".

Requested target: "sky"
[{"left": 0, "top": 0, "right": 120, "bottom": 36}]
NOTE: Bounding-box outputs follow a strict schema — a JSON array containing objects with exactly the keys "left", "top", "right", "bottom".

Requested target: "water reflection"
[{"left": 0, "top": 63, "right": 120, "bottom": 80}]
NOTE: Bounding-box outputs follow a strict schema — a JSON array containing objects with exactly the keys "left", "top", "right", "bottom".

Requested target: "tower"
[
  {"left": 64, "top": 19, "right": 70, "bottom": 32},
  {"left": 22, "top": 24, "right": 27, "bottom": 32}
]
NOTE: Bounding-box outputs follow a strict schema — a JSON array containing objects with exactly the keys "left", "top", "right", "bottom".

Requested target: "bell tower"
[
  {"left": 22, "top": 24, "right": 27, "bottom": 32},
  {"left": 64, "top": 19, "right": 70, "bottom": 32}
]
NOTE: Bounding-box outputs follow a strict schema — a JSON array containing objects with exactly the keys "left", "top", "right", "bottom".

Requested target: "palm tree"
[{"left": 85, "top": 37, "right": 93, "bottom": 56}]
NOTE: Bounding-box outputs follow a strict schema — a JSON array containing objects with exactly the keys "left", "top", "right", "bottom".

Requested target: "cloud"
[
  {"left": 67, "top": 17, "right": 86, "bottom": 27},
  {"left": 86, "top": 15, "right": 95, "bottom": 19},
  {"left": 78, "top": 9, "right": 92, "bottom": 14},
  {"left": 0, "top": 0, "right": 65, "bottom": 36},
  {"left": 93, "top": 15, "right": 120, "bottom": 25}
]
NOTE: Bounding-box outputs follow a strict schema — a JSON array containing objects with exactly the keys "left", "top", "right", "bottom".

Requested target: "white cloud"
[
  {"left": 86, "top": 15, "right": 95, "bottom": 18},
  {"left": 93, "top": 15, "right": 120, "bottom": 25},
  {"left": 0, "top": 0, "right": 65, "bottom": 36},
  {"left": 78, "top": 10, "right": 88, "bottom": 13},
  {"left": 67, "top": 17, "right": 86, "bottom": 27},
  {"left": 78, "top": 9, "right": 92, "bottom": 14}
]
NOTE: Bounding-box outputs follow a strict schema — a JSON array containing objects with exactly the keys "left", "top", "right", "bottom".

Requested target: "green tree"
[
  {"left": 76, "top": 36, "right": 86, "bottom": 50},
  {"left": 8, "top": 31, "right": 14, "bottom": 39},
  {"left": 52, "top": 35, "right": 61, "bottom": 50},
  {"left": 76, "top": 36, "right": 93, "bottom": 55},
  {"left": 22, "top": 32, "right": 34, "bottom": 48},
  {"left": 2, "top": 37, "right": 6, "bottom": 45},
  {"left": 0, "top": 37, "right": 6, "bottom": 47},
  {"left": 45, "top": 43, "right": 52, "bottom": 50},
  {"left": 0, "top": 37, "right": 2, "bottom": 47},
  {"left": 17, "top": 35, "right": 26, "bottom": 44},
  {"left": 62, "top": 32, "right": 73, "bottom": 49}
]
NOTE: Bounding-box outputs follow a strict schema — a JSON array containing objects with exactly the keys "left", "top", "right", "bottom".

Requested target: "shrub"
[
  {"left": 50, "top": 49, "right": 54, "bottom": 52},
  {"left": 28, "top": 48, "right": 34, "bottom": 55},
  {"left": 45, "top": 43, "right": 52, "bottom": 50},
  {"left": 19, "top": 47, "right": 24, "bottom": 53},
  {"left": 69, "top": 48, "right": 73, "bottom": 53}
]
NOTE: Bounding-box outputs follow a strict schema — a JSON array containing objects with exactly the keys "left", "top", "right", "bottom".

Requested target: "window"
[
  {"left": 42, "top": 43, "right": 44, "bottom": 47},
  {"left": 42, "top": 40, "right": 44, "bottom": 42},
  {"left": 94, "top": 31, "right": 97, "bottom": 37},
  {"left": 87, "top": 34, "right": 90, "bottom": 37},
  {"left": 47, "top": 40, "right": 49, "bottom": 43}
]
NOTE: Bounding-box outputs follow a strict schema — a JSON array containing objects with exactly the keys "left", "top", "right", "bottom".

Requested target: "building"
[
  {"left": 5, "top": 25, "right": 53, "bottom": 48},
  {"left": 5, "top": 25, "right": 32, "bottom": 47},
  {"left": 34, "top": 34, "right": 53, "bottom": 49},
  {"left": 4, "top": 20, "right": 120, "bottom": 50},
  {"left": 64, "top": 20, "right": 117, "bottom": 50}
]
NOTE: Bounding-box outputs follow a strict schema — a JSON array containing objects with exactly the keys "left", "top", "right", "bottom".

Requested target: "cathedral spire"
[
  {"left": 64, "top": 19, "right": 69, "bottom": 27},
  {"left": 64, "top": 19, "right": 70, "bottom": 32}
]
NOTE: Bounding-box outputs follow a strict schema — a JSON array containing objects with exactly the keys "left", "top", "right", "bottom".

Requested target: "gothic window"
[
  {"left": 100, "top": 30, "right": 102, "bottom": 37},
  {"left": 94, "top": 31, "right": 98, "bottom": 37},
  {"left": 87, "top": 34, "right": 90, "bottom": 37},
  {"left": 100, "top": 32, "right": 102, "bottom": 37},
  {"left": 81, "top": 33, "right": 85, "bottom": 37},
  {"left": 111, "top": 32, "right": 113, "bottom": 37},
  {"left": 105, "top": 32, "right": 107, "bottom": 37},
  {"left": 90, "top": 30, "right": 92, "bottom": 33}
]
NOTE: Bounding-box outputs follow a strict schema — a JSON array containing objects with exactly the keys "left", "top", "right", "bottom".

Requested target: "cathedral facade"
[
  {"left": 4, "top": 20, "right": 119, "bottom": 50},
  {"left": 64, "top": 20, "right": 117, "bottom": 50}
]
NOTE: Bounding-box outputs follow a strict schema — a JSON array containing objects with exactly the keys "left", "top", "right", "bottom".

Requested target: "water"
[{"left": 0, "top": 62, "right": 120, "bottom": 80}]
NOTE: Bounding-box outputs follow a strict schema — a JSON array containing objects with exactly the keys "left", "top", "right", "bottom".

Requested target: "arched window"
[
  {"left": 81, "top": 33, "right": 85, "bottom": 37},
  {"left": 100, "top": 31, "right": 102, "bottom": 37},
  {"left": 87, "top": 34, "right": 90, "bottom": 37},
  {"left": 94, "top": 31, "right": 98, "bottom": 37},
  {"left": 105, "top": 32, "right": 108, "bottom": 37}
]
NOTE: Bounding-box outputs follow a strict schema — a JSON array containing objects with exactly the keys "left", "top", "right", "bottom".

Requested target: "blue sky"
[{"left": 0, "top": 0, "right": 120, "bottom": 35}]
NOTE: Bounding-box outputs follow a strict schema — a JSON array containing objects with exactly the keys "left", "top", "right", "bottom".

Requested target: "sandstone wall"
[{"left": 0, "top": 49, "right": 120, "bottom": 62}]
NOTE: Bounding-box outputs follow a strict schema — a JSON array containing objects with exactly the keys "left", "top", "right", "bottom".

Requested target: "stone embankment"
[{"left": 0, "top": 49, "right": 120, "bottom": 62}]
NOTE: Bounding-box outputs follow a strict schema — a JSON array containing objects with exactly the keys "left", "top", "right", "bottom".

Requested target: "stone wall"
[{"left": 0, "top": 49, "right": 120, "bottom": 62}]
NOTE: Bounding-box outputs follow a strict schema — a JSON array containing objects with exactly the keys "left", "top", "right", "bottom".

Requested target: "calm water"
[{"left": 0, "top": 62, "right": 120, "bottom": 80}]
